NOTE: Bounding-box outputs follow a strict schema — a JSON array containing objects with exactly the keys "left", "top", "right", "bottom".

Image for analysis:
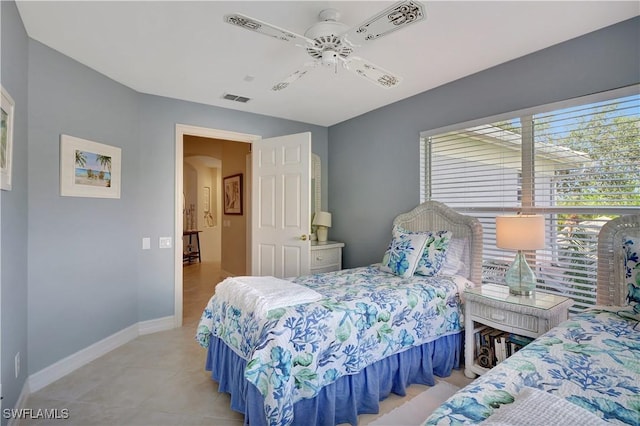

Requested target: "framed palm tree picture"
[
  {"left": 1, "top": 86, "right": 15, "bottom": 191},
  {"left": 60, "top": 134, "right": 121, "bottom": 198}
]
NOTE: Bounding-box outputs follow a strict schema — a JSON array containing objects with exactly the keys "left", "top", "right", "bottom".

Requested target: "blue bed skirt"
[{"left": 206, "top": 332, "right": 462, "bottom": 426}]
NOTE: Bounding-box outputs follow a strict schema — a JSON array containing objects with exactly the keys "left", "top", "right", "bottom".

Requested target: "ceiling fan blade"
[
  {"left": 225, "top": 13, "right": 315, "bottom": 46},
  {"left": 347, "top": 57, "right": 401, "bottom": 89},
  {"left": 271, "top": 63, "right": 318, "bottom": 91},
  {"left": 342, "top": 0, "right": 425, "bottom": 45}
]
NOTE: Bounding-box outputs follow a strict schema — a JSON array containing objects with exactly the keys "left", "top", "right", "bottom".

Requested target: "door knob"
[{"left": 300, "top": 234, "right": 308, "bottom": 241}]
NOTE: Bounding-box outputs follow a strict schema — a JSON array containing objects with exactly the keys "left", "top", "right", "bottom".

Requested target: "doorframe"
[{"left": 174, "top": 124, "right": 260, "bottom": 328}]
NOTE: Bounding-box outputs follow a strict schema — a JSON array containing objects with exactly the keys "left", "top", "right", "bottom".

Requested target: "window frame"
[{"left": 420, "top": 85, "right": 640, "bottom": 312}]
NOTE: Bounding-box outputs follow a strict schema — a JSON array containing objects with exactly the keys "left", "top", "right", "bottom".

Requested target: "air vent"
[{"left": 222, "top": 93, "right": 251, "bottom": 103}]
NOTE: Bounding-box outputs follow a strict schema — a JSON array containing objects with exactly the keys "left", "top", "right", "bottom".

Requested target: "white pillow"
[{"left": 440, "top": 237, "right": 469, "bottom": 277}]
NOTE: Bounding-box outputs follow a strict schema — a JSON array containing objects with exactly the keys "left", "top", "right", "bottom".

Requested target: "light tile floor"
[{"left": 21, "top": 262, "right": 473, "bottom": 425}]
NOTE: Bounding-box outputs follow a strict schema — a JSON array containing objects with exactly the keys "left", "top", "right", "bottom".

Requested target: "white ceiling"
[{"left": 15, "top": 1, "right": 639, "bottom": 127}]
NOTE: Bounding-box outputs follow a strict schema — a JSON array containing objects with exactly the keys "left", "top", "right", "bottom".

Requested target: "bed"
[
  {"left": 196, "top": 200, "right": 483, "bottom": 426},
  {"left": 423, "top": 214, "right": 640, "bottom": 425}
]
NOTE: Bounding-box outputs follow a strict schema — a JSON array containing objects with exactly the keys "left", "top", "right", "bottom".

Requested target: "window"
[{"left": 420, "top": 86, "right": 640, "bottom": 312}]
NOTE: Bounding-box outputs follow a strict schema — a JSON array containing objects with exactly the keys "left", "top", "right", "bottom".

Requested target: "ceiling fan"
[{"left": 224, "top": 1, "right": 425, "bottom": 91}]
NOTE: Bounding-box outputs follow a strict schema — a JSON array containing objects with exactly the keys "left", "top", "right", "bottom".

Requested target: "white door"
[{"left": 252, "top": 132, "right": 311, "bottom": 277}]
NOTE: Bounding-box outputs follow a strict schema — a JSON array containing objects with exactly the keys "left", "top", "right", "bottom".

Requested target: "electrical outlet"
[
  {"left": 15, "top": 352, "right": 20, "bottom": 378},
  {"left": 159, "top": 237, "right": 172, "bottom": 249}
]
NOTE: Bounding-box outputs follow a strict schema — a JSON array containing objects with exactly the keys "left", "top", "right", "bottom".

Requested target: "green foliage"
[
  {"left": 96, "top": 154, "right": 112, "bottom": 172},
  {"left": 541, "top": 101, "right": 640, "bottom": 207},
  {"left": 537, "top": 97, "right": 638, "bottom": 307},
  {"left": 75, "top": 150, "right": 86, "bottom": 168}
]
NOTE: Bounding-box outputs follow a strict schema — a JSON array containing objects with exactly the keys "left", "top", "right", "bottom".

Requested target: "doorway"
[
  {"left": 174, "top": 124, "right": 260, "bottom": 328},
  {"left": 183, "top": 153, "right": 222, "bottom": 265}
]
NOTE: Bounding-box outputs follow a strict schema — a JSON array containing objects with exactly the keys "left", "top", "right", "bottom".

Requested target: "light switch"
[
  {"left": 159, "top": 237, "right": 172, "bottom": 249},
  {"left": 142, "top": 237, "right": 151, "bottom": 250}
]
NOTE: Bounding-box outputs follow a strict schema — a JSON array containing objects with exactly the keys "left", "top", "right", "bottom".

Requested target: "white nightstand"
[
  {"left": 310, "top": 241, "right": 344, "bottom": 274},
  {"left": 464, "top": 284, "right": 573, "bottom": 378}
]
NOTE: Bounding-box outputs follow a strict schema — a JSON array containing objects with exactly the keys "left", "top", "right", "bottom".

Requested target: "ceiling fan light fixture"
[
  {"left": 304, "top": 19, "right": 349, "bottom": 41},
  {"left": 321, "top": 50, "right": 338, "bottom": 66}
]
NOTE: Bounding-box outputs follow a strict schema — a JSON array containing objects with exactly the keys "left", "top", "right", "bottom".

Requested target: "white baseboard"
[
  {"left": 28, "top": 324, "right": 138, "bottom": 393},
  {"left": 138, "top": 315, "right": 175, "bottom": 335},
  {"left": 7, "top": 381, "right": 30, "bottom": 426},
  {"left": 28, "top": 315, "right": 176, "bottom": 393}
]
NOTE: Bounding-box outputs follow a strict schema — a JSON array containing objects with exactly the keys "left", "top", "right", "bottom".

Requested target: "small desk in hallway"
[{"left": 183, "top": 230, "right": 202, "bottom": 263}]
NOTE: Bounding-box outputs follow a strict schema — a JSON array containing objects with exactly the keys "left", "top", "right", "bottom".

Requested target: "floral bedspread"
[
  {"left": 424, "top": 308, "right": 640, "bottom": 425},
  {"left": 196, "top": 266, "right": 466, "bottom": 426}
]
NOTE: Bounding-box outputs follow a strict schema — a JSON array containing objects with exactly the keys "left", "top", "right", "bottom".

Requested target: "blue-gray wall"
[
  {"left": 27, "top": 39, "right": 141, "bottom": 374},
  {"left": 0, "top": 0, "right": 329, "bottom": 394},
  {"left": 26, "top": 40, "right": 328, "bottom": 374},
  {"left": 328, "top": 16, "right": 640, "bottom": 269},
  {"left": 1, "top": 1, "right": 29, "bottom": 420},
  {"left": 136, "top": 95, "right": 328, "bottom": 321}
]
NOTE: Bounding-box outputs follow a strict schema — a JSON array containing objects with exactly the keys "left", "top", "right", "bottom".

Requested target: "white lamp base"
[{"left": 316, "top": 226, "right": 328, "bottom": 243}]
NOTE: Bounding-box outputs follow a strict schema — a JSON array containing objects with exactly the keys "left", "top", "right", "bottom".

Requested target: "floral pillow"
[
  {"left": 414, "top": 230, "right": 452, "bottom": 276},
  {"left": 623, "top": 235, "right": 640, "bottom": 314},
  {"left": 380, "top": 226, "right": 429, "bottom": 278}
]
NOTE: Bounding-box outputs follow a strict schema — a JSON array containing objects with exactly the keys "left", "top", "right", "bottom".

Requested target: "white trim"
[
  {"left": 177, "top": 124, "right": 261, "bottom": 143},
  {"left": 1, "top": 85, "right": 15, "bottom": 191},
  {"left": 7, "top": 381, "right": 30, "bottom": 426},
  {"left": 28, "top": 324, "right": 138, "bottom": 393},
  {"left": 138, "top": 315, "right": 175, "bottom": 335},
  {"left": 420, "top": 84, "right": 639, "bottom": 138},
  {"left": 27, "top": 315, "right": 175, "bottom": 393},
  {"left": 174, "top": 124, "right": 259, "bottom": 329}
]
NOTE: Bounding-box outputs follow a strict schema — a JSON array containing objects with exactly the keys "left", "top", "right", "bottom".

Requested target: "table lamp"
[
  {"left": 496, "top": 214, "right": 545, "bottom": 296},
  {"left": 313, "top": 211, "right": 332, "bottom": 243}
]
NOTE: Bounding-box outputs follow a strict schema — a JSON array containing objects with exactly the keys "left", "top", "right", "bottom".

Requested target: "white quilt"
[
  {"left": 482, "top": 386, "right": 608, "bottom": 426},
  {"left": 213, "top": 275, "right": 322, "bottom": 317}
]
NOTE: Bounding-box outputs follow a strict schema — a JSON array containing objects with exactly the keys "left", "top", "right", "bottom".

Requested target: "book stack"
[{"left": 473, "top": 326, "right": 534, "bottom": 368}]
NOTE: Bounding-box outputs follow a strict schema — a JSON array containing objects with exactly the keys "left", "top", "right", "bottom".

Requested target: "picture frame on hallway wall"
[
  {"left": 223, "top": 173, "right": 242, "bottom": 215},
  {"left": 1, "top": 85, "right": 15, "bottom": 191},
  {"left": 60, "top": 134, "right": 122, "bottom": 199},
  {"left": 203, "top": 186, "right": 211, "bottom": 213}
]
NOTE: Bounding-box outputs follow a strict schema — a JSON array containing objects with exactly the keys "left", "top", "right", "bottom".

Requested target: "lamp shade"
[
  {"left": 496, "top": 215, "right": 545, "bottom": 250},
  {"left": 313, "top": 211, "right": 332, "bottom": 228}
]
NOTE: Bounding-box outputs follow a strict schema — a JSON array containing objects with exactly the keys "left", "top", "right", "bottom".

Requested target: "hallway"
[{"left": 182, "top": 261, "right": 224, "bottom": 328}]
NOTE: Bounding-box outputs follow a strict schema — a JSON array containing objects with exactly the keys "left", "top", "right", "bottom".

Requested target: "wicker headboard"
[
  {"left": 393, "top": 201, "right": 483, "bottom": 285},
  {"left": 597, "top": 214, "right": 640, "bottom": 306}
]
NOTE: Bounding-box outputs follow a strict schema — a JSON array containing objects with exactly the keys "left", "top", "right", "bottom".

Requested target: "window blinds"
[{"left": 422, "top": 89, "right": 639, "bottom": 312}]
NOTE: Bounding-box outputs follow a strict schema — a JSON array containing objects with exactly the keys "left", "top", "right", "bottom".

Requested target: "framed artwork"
[
  {"left": 203, "top": 186, "right": 211, "bottom": 213},
  {"left": 223, "top": 173, "right": 243, "bottom": 215},
  {"left": 60, "top": 134, "right": 122, "bottom": 199},
  {"left": 1, "top": 86, "right": 15, "bottom": 191}
]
